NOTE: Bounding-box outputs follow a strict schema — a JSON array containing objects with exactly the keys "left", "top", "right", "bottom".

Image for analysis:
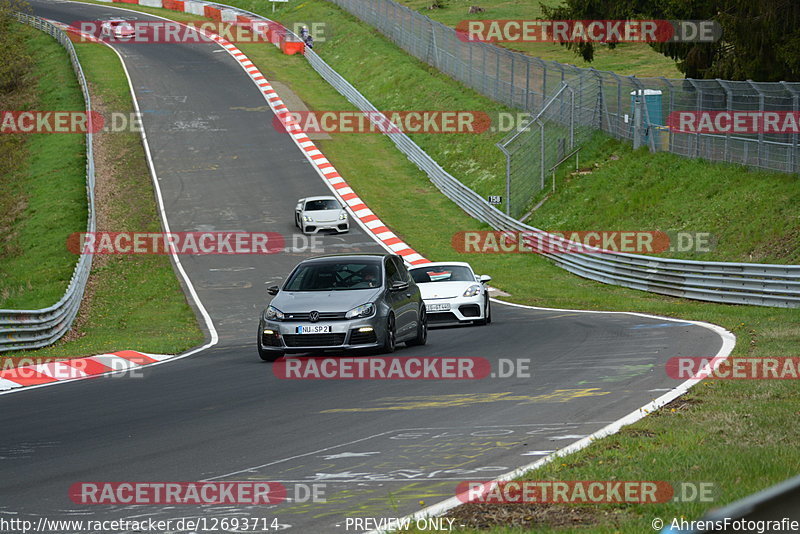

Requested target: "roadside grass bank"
[
  {"left": 1, "top": 24, "right": 203, "bottom": 367},
  {"left": 391, "top": 0, "right": 684, "bottom": 78},
  {"left": 79, "top": 3, "right": 800, "bottom": 531},
  {"left": 530, "top": 131, "right": 800, "bottom": 264},
  {"left": 0, "top": 22, "right": 86, "bottom": 311}
]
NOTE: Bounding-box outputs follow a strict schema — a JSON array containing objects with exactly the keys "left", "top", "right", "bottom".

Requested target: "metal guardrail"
[
  {"left": 1, "top": 14, "right": 96, "bottom": 352},
  {"left": 190, "top": 1, "right": 800, "bottom": 309},
  {"left": 662, "top": 474, "right": 800, "bottom": 532}
]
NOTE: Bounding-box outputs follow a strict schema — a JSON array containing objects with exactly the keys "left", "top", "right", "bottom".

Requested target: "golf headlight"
[
  {"left": 265, "top": 305, "right": 284, "bottom": 320},
  {"left": 339, "top": 212, "right": 348, "bottom": 220},
  {"left": 463, "top": 284, "right": 481, "bottom": 297},
  {"left": 346, "top": 303, "right": 375, "bottom": 319},
  {"left": 303, "top": 215, "right": 313, "bottom": 222}
]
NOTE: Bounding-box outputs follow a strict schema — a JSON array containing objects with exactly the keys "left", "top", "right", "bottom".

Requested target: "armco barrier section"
[
  {"left": 1, "top": 15, "right": 96, "bottom": 352},
  {"left": 102, "top": 0, "right": 800, "bottom": 309}
]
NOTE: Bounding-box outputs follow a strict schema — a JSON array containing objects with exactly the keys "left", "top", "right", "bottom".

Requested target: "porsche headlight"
[
  {"left": 346, "top": 303, "right": 375, "bottom": 319},
  {"left": 339, "top": 212, "right": 348, "bottom": 220},
  {"left": 463, "top": 284, "right": 481, "bottom": 297},
  {"left": 303, "top": 215, "right": 313, "bottom": 222},
  {"left": 265, "top": 305, "right": 285, "bottom": 321}
]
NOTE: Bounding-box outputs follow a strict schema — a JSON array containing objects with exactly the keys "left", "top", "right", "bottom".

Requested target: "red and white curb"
[
  {"left": 0, "top": 350, "right": 171, "bottom": 391},
  {"left": 210, "top": 28, "right": 431, "bottom": 266},
  {"left": 87, "top": 0, "right": 431, "bottom": 266}
]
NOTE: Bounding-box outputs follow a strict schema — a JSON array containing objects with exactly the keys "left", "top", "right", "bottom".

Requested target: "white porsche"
[
  {"left": 408, "top": 262, "right": 492, "bottom": 325},
  {"left": 100, "top": 19, "right": 135, "bottom": 40},
  {"left": 294, "top": 196, "right": 349, "bottom": 234}
]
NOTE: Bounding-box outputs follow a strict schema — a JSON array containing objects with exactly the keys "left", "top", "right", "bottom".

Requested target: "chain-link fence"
[
  {"left": 498, "top": 79, "right": 608, "bottom": 218},
  {"left": 328, "top": 0, "right": 800, "bottom": 216}
]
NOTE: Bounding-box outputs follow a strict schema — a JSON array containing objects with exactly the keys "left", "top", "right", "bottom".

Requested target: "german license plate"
[
  {"left": 426, "top": 303, "right": 450, "bottom": 312},
  {"left": 297, "top": 325, "right": 332, "bottom": 334}
]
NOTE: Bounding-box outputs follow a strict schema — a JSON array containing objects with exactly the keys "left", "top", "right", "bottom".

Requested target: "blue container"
[{"left": 630, "top": 89, "right": 663, "bottom": 145}]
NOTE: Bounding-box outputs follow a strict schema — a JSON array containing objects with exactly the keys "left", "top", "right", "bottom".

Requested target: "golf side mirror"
[
  {"left": 267, "top": 285, "right": 279, "bottom": 296},
  {"left": 390, "top": 280, "right": 409, "bottom": 291}
]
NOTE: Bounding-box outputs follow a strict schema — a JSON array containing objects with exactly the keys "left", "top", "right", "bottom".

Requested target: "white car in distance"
[
  {"left": 295, "top": 196, "right": 350, "bottom": 234},
  {"left": 409, "top": 262, "right": 492, "bottom": 326},
  {"left": 100, "top": 19, "right": 135, "bottom": 39}
]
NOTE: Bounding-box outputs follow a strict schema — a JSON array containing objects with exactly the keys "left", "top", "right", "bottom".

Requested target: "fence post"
[
  {"left": 524, "top": 58, "right": 530, "bottom": 111},
  {"left": 659, "top": 77, "right": 675, "bottom": 152},
  {"left": 542, "top": 61, "right": 547, "bottom": 111},
  {"left": 688, "top": 79, "right": 703, "bottom": 158},
  {"left": 429, "top": 18, "right": 438, "bottom": 68},
  {"left": 569, "top": 87, "right": 575, "bottom": 148},
  {"left": 748, "top": 80, "right": 765, "bottom": 168},
  {"left": 718, "top": 79, "right": 732, "bottom": 163},
  {"left": 481, "top": 45, "right": 487, "bottom": 95},
  {"left": 539, "top": 121, "right": 546, "bottom": 190},
  {"left": 781, "top": 82, "right": 799, "bottom": 173},
  {"left": 494, "top": 51, "right": 500, "bottom": 101},
  {"left": 632, "top": 93, "right": 642, "bottom": 149},
  {"left": 510, "top": 53, "right": 515, "bottom": 107},
  {"left": 468, "top": 43, "right": 473, "bottom": 89},
  {"left": 496, "top": 142, "right": 512, "bottom": 216}
]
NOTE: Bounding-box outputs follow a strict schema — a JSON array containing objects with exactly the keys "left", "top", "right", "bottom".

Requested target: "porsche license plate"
[
  {"left": 297, "top": 325, "right": 333, "bottom": 334},
  {"left": 426, "top": 303, "right": 451, "bottom": 312}
]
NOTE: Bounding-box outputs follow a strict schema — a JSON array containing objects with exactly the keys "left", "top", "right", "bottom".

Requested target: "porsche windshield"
[
  {"left": 284, "top": 261, "right": 382, "bottom": 291},
  {"left": 304, "top": 199, "right": 341, "bottom": 211},
  {"left": 410, "top": 265, "right": 474, "bottom": 283}
]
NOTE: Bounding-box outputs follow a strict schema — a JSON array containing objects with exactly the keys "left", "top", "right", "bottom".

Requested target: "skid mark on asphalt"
[
  {"left": 320, "top": 388, "right": 610, "bottom": 413},
  {"left": 576, "top": 363, "right": 655, "bottom": 384},
  {"left": 206, "top": 423, "right": 612, "bottom": 523},
  {"left": 43, "top": 423, "right": 614, "bottom": 532}
]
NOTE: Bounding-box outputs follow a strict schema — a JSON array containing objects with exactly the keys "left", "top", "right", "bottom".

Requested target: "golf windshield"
[
  {"left": 284, "top": 261, "right": 382, "bottom": 291},
  {"left": 410, "top": 265, "right": 474, "bottom": 283}
]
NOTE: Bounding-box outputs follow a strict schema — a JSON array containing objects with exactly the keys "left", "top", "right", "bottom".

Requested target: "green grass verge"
[
  {"left": 1, "top": 23, "right": 203, "bottom": 364},
  {"left": 37, "top": 3, "right": 800, "bottom": 529},
  {"left": 0, "top": 23, "right": 87, "bottom": 310},
  {"left": 531, "top": 132, "right": 800, "bottom": 263},
  {"left": 391, "top": 0, "right": 683, "bottom": 78}
]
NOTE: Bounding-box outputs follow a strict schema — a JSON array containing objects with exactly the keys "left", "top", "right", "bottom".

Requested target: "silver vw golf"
[{"left": 258, "top": 254, "right": 427, "bottom": 361}]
